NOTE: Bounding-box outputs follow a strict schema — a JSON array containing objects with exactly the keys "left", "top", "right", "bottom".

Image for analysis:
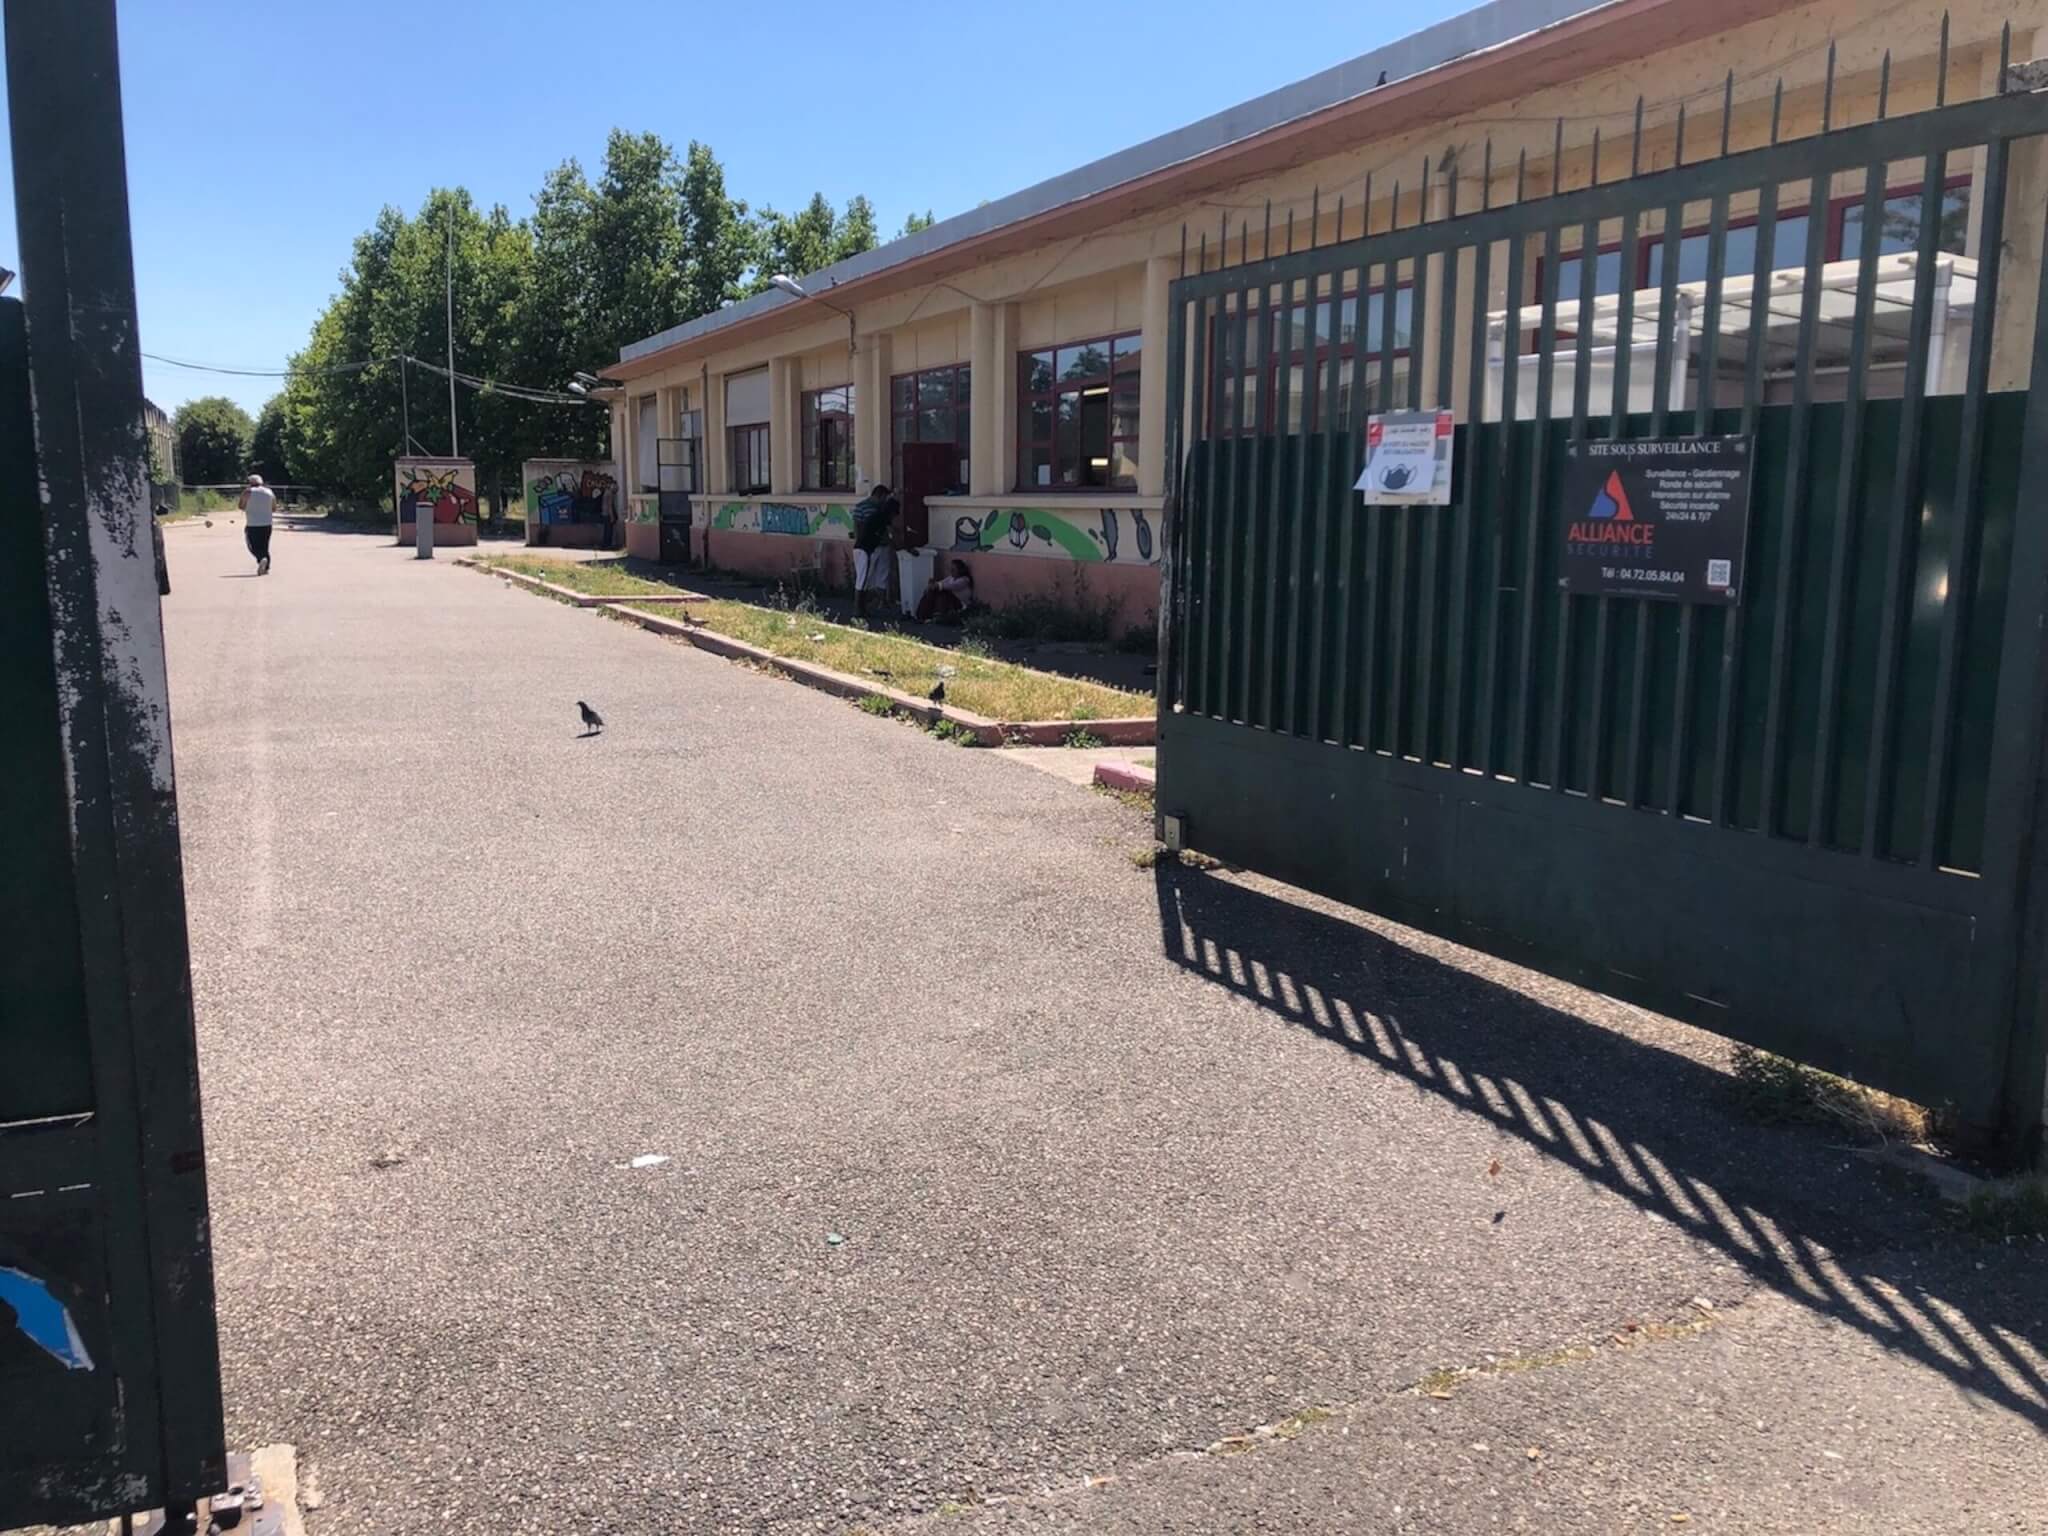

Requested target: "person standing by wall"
[
  {"left": 238, "top": 473, "right": 274, "bottom": 575},
  {"left": 849, "top": 483, "right": 898, "bottom": 622}
]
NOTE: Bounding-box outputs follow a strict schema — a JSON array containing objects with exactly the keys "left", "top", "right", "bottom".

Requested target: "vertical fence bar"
[
  {"left": 1159, "top": 286, "right": 1191, "bottom": 728},
  {"left": 1481, "top": 160, "right": 1527, "bottom": 776},
  {"left": 1587, "top": 197, "right": 1641, "bottom": 801},
  {"left": 1759, "top": 160, "right": 1836, "bottom": 839},
  {"left": 1188, "top": 286, "right": 1215, "bottom": 716},
  {"left": 1923, "top": 133, "right": 2009, "bottom": 867},
  {"left": 1260, "top": 281, "right": 1295, "bottom": 731},
  {"left": 1520, "top": 222, "right": 1563, "bottom": 785},
  {"left": 1451, "top": 218, "right": 1491, "bottom": 771},
  {"left": 1362, "top": 238, "right": 1402, "bottom": 754},
  {"left": 1551, "top": 205, "right": 1602, "bottom": 789},
  {"left": 1622, "top": 195, "right": 1687, "bottom": 810},
  {"left": 1333, "top": 237, "right": 1372, "bottom": 748},
  {"left": 1863, "top": 157, "right": 1947, "bottom": 857},
  {"left": 1285, "top": 271, "right": 1317, "bottom": 737},
  {"left": 1421, "top": 185, "right": 1461, "bottom": 765},
  {"left": 1809, "top": 162, "right": 1891, "bottom": 848},
  {"left": 1711, "top": 173, "right": 1781, "bottom": 825},
  {"left": 1672, "top": 191, "right": 1732, "bottom": 816},
  {"left": 1309, "top": 264, "right": 1346, "bottom": 744},
  {"left": 1218, "top": 278, "right": 1253, "bottom": 723},
  {"left": 1238, "top": 279, "right": 1268, "bottom": 725}
]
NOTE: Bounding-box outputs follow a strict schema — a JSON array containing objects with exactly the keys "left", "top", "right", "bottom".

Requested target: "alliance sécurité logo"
[{"left": 1567, "top": 470, "right": 1655, "bottom": 546}]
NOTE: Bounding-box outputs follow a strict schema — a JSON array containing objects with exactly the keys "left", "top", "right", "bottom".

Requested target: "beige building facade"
[{"left": 607, "top": 0, "right": 2047, "bottom": 632}]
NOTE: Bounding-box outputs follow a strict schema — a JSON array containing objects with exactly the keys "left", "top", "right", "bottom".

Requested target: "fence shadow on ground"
[{"left": 1153, "top": 863, "right": 2047, "bottom": 1428}]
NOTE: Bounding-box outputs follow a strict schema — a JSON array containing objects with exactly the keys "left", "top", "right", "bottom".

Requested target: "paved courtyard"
[{"left": 159, "top": 516, "right": 2046, "bottom": 1534}]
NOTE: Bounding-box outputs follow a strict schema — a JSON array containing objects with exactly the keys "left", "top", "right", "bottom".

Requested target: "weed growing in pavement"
[
  {"left": 1064, "top": 727, "right": 1107, "bottom": 749},
  {"left": 928, "top": 718, "right": 982, "bottom": 746},
  {"left": 1727, "top": 1044, "right": 1937, "bottom": 1146},
  {"left": 1128, "top": 844, "right": 1221, "bottom": 871},
  {"left": 954, "top": 635, "right": 996, "bottom": 659},
  {"left": 856, "top": 694, "right": 899, "bottom": 718},
  {"left": 1094, "top": 785, "right": 1154, "bottom": 813}
]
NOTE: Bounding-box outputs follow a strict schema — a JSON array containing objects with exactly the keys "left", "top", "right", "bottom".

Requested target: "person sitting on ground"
[
  {"left": 849, "top": 483, "right": 898, "bottom": 621},
  {"left": 916, "top": 558, "right": 975, "bottom": 623}
]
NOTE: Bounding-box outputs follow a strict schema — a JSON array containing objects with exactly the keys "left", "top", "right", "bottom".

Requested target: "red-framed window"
[
  {"left": 1542, "top": 176, "right": 1973, "bottom": 309},
  {"left": 891, "top": 363, "right": 970, "bottom": 490},
  {"left": 1018, "top": 333, "right": 1141, "bottom": 491},
  {"left": 728, "top": 423, "right": 770, "bottom": 494},
  {"left": 800, "top": 384, "right": 856, "bottom": 491},
  {"left": 1208, "top": 283, "right": 1415, "bottom": 436}
]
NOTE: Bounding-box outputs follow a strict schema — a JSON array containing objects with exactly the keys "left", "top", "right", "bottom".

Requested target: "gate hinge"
[{"left": 2002, "top": 58, "right": 2048, "bottom": 94}]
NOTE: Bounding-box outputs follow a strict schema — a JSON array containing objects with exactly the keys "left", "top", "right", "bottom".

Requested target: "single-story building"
[{"left": 605, "top": 0, "right": 2043, "bottom": 635}]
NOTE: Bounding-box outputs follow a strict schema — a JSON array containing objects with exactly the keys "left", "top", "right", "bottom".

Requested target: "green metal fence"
[{"left": 1157, "top": 42, "right": 2048, "bottom": 1150}]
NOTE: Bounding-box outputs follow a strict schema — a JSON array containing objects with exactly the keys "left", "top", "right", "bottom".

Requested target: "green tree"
[
  {"left": 249, "top": 395, "right": 290, "bottom": 483},
  {"left": 748, "top": 192, "right": 882, "bottom": 292},
  {"left": 898, "top": 209, "right": 935, "bottom": 238},
  {"left": 174, "top": 395, "right": 254, "bottom": 485},
  {"left": 583, "top": 130, "right": 687, "bottom": 356},
  {"left": 679, "top": 141, "right": 754, "bottom": 319}
]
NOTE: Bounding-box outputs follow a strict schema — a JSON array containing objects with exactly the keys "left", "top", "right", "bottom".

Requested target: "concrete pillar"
[
  {"left": 1136, "top": 257, "right": 1173, "bottom": 497},
  {"left": 989, "top": 303, "right": 1021, "bottom": 494},
  {"left": 856, "top": 332, "right": 890, "bottom": 491},
  {"left": 705, "top": 372, "right": 727, "bottom": 496},
  {"left": 969, "top": 302, "right": 1000, "bottom": 495},
  {"left": 768, "top": 356, "right": 797, "bottom": 493},
  {"left": 1991, "top": 30, "right": 2044, "bottom": 394}
]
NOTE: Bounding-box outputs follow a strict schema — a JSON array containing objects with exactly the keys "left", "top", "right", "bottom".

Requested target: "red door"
[{"left": 897, "top": 442, "right": 956, "bottom": 549}]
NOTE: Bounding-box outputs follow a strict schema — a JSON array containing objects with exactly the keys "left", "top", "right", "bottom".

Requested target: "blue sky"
[{"left": 0, "top": 0, "right": 1470, "bottom": 419}]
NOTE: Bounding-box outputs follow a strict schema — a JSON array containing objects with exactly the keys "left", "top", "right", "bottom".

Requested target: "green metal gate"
[{"left": 1157, "top": 39, "right": 2048, "bottom": 1150}]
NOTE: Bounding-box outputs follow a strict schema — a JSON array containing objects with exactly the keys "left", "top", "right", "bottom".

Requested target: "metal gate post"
[
  {"left": 3, "top": 0, "right": 225, "bottom": 1519},
  {"left": 1983, "top": 142, "right": 2048, "bottom": 1161}
]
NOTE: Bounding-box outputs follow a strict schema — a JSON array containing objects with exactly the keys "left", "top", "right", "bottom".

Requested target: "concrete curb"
[
  {"left": 460, "top": 559, "right": 705, "bottom": 608},
  {"left": 1093, "top": 760, "right": 1157, "bottom": 795},
  {"left": 613, "top": 604, "right": 1154, "bottom": 747}
]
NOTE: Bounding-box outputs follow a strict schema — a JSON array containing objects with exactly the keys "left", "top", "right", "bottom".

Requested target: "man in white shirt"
[{"left": 238, "top": 473, "right": 275, "bottom": 575}]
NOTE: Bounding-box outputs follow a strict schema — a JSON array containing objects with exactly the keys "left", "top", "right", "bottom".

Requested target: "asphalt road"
[{"left": 157, "top": 517, "right": 2046, "bottom": 1534}]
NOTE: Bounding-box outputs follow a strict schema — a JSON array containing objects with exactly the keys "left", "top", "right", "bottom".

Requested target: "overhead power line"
[{"left": 142, "top": 349, "right": 599, "bottom": 406}]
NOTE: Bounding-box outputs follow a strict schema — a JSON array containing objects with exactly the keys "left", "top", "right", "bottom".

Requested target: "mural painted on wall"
[
  {"left": 710, "top": 502, "right": 855, "bottom": 538},
  {"left": 950, "top": 507, "right": 1157, "bottom": 565},
  {"left": 699, "top": 498, "right": 1158, "bottom": 566},
  {"left": 395, "top": 458, "right": 477, "bottom": 524},
  {"left": 522, "top": 461, "right": 618, "bottom": 527}
]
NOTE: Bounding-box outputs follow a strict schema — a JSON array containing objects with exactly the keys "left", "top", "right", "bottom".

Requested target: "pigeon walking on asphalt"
[
  {"left": 928, "top": 680, "right": 946, "bottom": 707},
  {"left": 577, "top": 700, "right": 605, "bottom": 736}
]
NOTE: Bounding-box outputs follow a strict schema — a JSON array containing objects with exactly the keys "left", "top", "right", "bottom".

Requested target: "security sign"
[
  {"left": 1357, "top": 410, "right": 1454, "bottom": 505},
  {"left": 1559, "top": 435, "right": 1754, "bottom": 603}
]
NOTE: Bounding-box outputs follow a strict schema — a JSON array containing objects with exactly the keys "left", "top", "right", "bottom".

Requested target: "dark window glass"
[
  {"left": 1018, "top": 331, "right": 1139, "bottom": 490},
  {"left": 800, "top": 384, "right": 855, "bottom": 491},
  {"left": 888, "top": 363, "right": 971, "bottom": 489}
]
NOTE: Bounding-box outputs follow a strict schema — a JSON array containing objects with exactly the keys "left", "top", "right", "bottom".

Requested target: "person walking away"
[
  {"left": 151, "top": 500, "right": 171, "bottom": 596},
  {"left": 915, "top": 558, "right": 974, "bottom": 623},
  {"left": 850, "top": 483, "right": 898, "bottom": 622},
  {"left": 239, "top": 474, "right": 275, "bottom": 574}
]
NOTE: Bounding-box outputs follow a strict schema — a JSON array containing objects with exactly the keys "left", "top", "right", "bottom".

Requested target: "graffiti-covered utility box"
[
  {"left": 521, "top": 458, "right": 620, "bottom": 548},
  {"left": 394, "top": 457, "right": 479, "bottom": 547}
]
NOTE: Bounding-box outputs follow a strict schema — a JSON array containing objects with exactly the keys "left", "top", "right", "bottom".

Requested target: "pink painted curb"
[
  {"left": 462, "top": 559, "right": 705, "bottom": 607},
  {"left": 1093, "top": 761, "right": 1156, "bottom": 795}
]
